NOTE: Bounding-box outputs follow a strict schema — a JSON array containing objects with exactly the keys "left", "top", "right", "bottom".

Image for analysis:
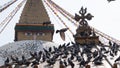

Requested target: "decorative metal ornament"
[{"left": 74, "top": 7, "right": 94, "bottom": 26}]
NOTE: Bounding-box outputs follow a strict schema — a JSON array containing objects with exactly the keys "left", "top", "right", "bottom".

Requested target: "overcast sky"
[{"left": 0, "top": 0, "right": 120, "bottom": 46}]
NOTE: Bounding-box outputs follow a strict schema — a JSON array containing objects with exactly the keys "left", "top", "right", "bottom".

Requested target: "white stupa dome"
[{"left": 0, "top": 40, "right": 59, "bottom": 66}]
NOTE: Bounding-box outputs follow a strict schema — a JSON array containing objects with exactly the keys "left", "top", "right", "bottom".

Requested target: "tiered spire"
[
  {"left": 19, "top": 0, "right": 50, "bottom": 24},
  {"left": 14, "top": 0, "right": 54, "bottom": 41}
]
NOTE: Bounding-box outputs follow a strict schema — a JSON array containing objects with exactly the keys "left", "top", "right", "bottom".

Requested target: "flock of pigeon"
[{"left": 1, "top": 40, "right": 120, "bottom": 68}]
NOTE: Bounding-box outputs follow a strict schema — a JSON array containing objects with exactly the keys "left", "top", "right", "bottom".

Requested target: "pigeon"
[
  {"left": 66, "top": 42, "right": 70, "bottom": 46},
  {"left": 43, "top": 22, "right": 51, "bottom": 25},
  {"left": 94, "top": 60, "right": 103, "bottom": 65},
  {"left": 59, "top": 60, "right": 65, "bottom": 68},
  {"left": 67, "top": 58, "right": 75, "bottom": 68},
  {"left": 56, "top": 28, "right": 69, "bottom": 41},
  {"left": 107, "top": 0, "right": 115, "bottom": 2},
  {"left": 92, "top": 30, "right": 96, "bottom": 36},
  {"left": 47, "top": 58, "right": 56, "bottom": 66},
  {"left": 63, "top": 60, "right": 67, "bottom": 67},
  {"left": 4, "top": 57, "right": 10, "bottom": 66},
  {"left": 56, "top": 28, "right": 69, "bottom": 33},
  {"left": 110, "top": 51, "right": 114, "bottom": 57},
  {"left": 42, "top": 53, "right": 46, "bottom": 62},
  {"left": 79, "top": 58, "right": 86, "bottom": 66},
  {"left": 70, "top": 54, "right": 74, "bottom": 60},
  {"left": 59, "top": 59, "right": 65, "bottom": 67},
  {"left": 11, "top": 55, "right": 16, "bottom": 62},
  {"left": 22, "top": 55, "right": 26, "bottom": 62},
  {"left": 48, "top": 47, "right": 52, "bottom": 53},
  {"left": 24, "top": 61, "right": 31, "bottom": 66},
  {"left": 76, "top": 55, "right": 82, "bottom": 62},
  {"left": 31, "top": 60, "right": 39, "bottom": 66},
  {"left": 109, "top": 41, "right": 112, "bottom": 46},
  {"left": 93, "top": 50, "right": 98, "bottom": 58},
  {"left": 115, "top": 56, "right": 120, "bottom": 62},
  {"left": 93, "top": 54, "right": 103, "bottom": 63},
  {"left": 30, "top": 51, "right": 36, "bottom": 58}
]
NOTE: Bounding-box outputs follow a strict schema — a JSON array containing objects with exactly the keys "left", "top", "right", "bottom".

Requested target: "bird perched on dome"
[
  {"left": 56, "top": 28, "right": 69, "bottom": 41},
  {"left": 4, "top": 57, "right": 10, "bottom": 67}
]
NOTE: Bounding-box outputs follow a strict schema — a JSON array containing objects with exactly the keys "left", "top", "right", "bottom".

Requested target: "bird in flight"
[{"left": 56, "top": 28, "right": 69, "bottom": 41}]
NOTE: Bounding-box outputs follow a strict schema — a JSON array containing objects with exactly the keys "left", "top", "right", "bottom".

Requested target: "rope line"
[
  {"left": 44, "top": 0, "right": 74, "bottom": 35},
  {"left": 47, "top": 0, "right": 78, "bottom": 27},
  {"left": 47, "top": 0, "right": 120, "bottom": 45},
  {"left": 0, "top": 0, "right": 27, "bottom": 34},
  {"left": 0, "top": 0, "right": 17, "bottom": 12},
  {"left": 46, "top": 0, "right": 114, "bottom": 67},
  {"left": 44, "top": 0, "right": 73, "bottom": 41}
]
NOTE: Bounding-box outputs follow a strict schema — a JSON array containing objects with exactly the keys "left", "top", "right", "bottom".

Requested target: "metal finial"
[{"left": 74, "top": 7, "right": 94, "bottom": 26}]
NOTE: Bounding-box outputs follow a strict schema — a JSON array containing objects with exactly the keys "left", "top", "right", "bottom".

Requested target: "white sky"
[{"left": 0, "top": 0, "right": 120, "bottom": 46}]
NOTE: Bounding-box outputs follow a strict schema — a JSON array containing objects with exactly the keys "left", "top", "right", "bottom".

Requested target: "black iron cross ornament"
[{"left": 74, "top": 7, "right": 94, "bottom": 26}]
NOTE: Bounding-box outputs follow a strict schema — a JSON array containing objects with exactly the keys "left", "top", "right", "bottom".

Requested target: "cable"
[
  {"left": 47, "top": 0, "right": 78, "bottom": 27},
  {"left": 44, "top": 0, "right": 74, "bottom": 34},
  {"left": 0, "top": 0, "right": 17, "bottom": 12},
  {"left": 46, "top": 0, "right": 115, "bottom": 66},
  {"left": 44, "top": 0, "right": 73, "bottom": 41},
  {"left": 90, "top": 27, "right": 120, "bottom": 45},
  {"left": 47, "top": 0, "right": 120, "bottom": 45},
  {"left": 0, "top": 0, "right": 27, "bottom": 34}
]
